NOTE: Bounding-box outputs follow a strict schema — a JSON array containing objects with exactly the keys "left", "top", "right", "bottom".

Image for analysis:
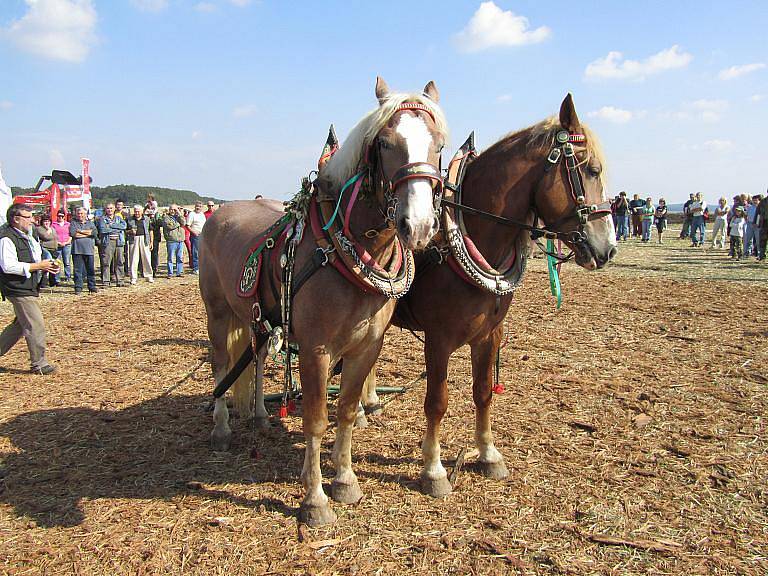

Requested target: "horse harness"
[{"left": 438, "top": 128, "right": 613, "bottom": 296}]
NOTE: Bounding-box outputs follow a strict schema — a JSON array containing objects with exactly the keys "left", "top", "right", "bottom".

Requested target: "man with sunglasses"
[{"left": 0, "top": 203, "right": 58, "bottom": 375}]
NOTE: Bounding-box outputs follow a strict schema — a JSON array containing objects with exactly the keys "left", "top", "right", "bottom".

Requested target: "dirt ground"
[{"left": 0, "top": 232, "right": 766, "bottom": 575}]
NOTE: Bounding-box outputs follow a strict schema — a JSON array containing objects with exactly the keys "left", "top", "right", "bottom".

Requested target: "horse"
[
  {"left": 361, "top": 94, "right": 617, "bottom": 496},
  {"left": 199, "top": 77, "right": 448, "bottom": 526}
]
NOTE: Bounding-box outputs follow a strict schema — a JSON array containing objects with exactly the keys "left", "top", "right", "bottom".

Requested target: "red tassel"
[
  {"left": 287, "top": 399, "right": 297, "bottom": 414},
  {"left": 493, "top": 384, "right": 505, "bottom": 394},
  {"left": 278, "top": 404, "right": 288, "bottom": 418}
]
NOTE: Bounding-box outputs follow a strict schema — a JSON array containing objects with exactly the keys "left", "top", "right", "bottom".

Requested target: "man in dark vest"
[{"left": 0, "top": 203, "right": 58, "bottom": 374}]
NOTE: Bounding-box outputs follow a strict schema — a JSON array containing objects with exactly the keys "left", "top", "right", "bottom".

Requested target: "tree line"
[{"left": 11, "top": 184, "right": 223, "bottom": 208}]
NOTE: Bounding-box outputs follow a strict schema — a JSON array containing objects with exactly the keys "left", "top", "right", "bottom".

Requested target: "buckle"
[
  {"left": 265, "top": 238, "right": 275, "bottom": 249},
  {"left": 547, "top": 148, "right": 562, "bottom": 164},
  {"left": 364, "top": 229, "right": 380, "bottom": 239},
  {"left": 562, "top": 143, "right": 575, "bottom": 157}
]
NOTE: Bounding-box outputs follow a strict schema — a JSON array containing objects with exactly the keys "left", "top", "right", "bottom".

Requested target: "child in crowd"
[{"left": 729, "top": 205, "right": 746, "bottom": 260}]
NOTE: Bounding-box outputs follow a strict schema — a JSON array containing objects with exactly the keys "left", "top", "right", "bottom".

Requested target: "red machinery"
[{"left": 13, "top": 158, "right": 92, "bottom": 216}]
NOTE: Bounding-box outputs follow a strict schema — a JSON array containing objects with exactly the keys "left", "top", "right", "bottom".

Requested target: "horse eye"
[
  {"left": 379, "top": 139, "right": 393, "bottom": 151},
  {"left": 588, "top": 165, "right": 601, "bottom": 177}
]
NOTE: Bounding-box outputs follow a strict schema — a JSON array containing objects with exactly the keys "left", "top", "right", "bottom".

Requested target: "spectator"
[
  {"left": 654, "top": 198, "right": 668, "bottom": 243},
  {"left": 680, "top": 193, "right": 695, "bottom": 239},
  {"left": 689, "top": 192, "right": 707, "bottom": 247},
  {"left": 628, "top": 194, "right": 645, "bottom": 238},
  {"left": 51, "top": 210, "right": 72, "bottom": 283},
  {"left": 69, "top": 206, "right": 98, "bottom": 294},
  {"left": 757, "top": 192, "right": 768, "bottom": 261},
  {"left": 146, "top": 194, "right": 158, "bottom": 213},
  {"left": 204, "top": 201, "right": 216, "bottom": 219},
  {"left": 35, "top": 215, "right": 59, "bottom": 287},
  {"left": 186, "top": 201, "right": 206, "bottom": 274},
  {"left": 711, "top": 197, "right": 729, "bottom": 249},
  {"left": 115, "top": 199, "right": 130, "bottom": 275},
  {"left": 0, "top": 203, "right": 58, "bottom": 374},
  {"left": 147, "top": 206, "right": 163, "bottom": 276},
  {"left": 640, "top": 197, "right": 655, "bottom": 242},
  {"left": 182, "top": 209, "right": 192, "bottom": 269},
  {"left": 126, "top": 205, "right": 154, "bottom": 285},
  {"left": 96, "top": 203, "right": 127, "bottom": 287},
  {"left": 729, "top": 205, "right": 746, "bottom": 259},
  {"left": 613, "top": 192, "right": 629, "bottom": 241},
  {"left": 162, "top": 204, "right": 186, "bottom": 278},
  {"left": 744, "top": 195, "right": 761, "bottom": 257}
]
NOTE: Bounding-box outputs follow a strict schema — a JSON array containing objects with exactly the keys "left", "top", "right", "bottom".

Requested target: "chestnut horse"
[
  {"left": 362, "top": 94, "right": 617, "bottom": 496},
  {"left": 199, "top": 78, "right": 448, "bottom": 526}
]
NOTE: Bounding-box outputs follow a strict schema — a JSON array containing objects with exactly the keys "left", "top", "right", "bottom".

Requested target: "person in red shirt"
[{"left": 204, "top": 201, "right": 216, "bottom": 220}]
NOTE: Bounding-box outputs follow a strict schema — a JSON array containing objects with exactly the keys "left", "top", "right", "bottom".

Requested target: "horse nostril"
[
  {"left": 398, "top": 217, "right": 411, "bottom": 238},
  {"left": 608, "top": 247, "right": 618, "bottom": 261}
]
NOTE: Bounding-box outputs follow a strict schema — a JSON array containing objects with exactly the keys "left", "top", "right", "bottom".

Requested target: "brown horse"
[
  {"left": 199, "top": 77, "right": 448, "bottom": 526},
  {"left": 362, "top": 94, "right": 617, "bottom": 496}
]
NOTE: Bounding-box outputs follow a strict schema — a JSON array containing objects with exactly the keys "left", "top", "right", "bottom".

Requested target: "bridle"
[
  {"left": 442, "top": 129, "right": 612, "bottom": 261},
  {"left": 369, "top": 102, "right": 444, "bottom": 232}
]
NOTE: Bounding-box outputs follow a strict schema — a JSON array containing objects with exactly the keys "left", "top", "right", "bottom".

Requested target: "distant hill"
[{"left": 11, "top": 184, "right": 224, "bottom": 208}]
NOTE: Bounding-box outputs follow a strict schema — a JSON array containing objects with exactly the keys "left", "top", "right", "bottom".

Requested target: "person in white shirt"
[
  {"left": 729, "top": 206, "right": 747, "bottom": 260},
  {"left": 0, "top": 164, "right": 13, "bottom": 226},
  {"left": 0, "top": 203, "right": 59, "bottom": 374},
  {"left": 711, "top": 197, "right": 729, "bottom": 249},
  {"left": 689, "top": 192, "right": 707, "bottom": 247},
  {"left": 185, "top": 201, "right": 206, "bottom": 274}
]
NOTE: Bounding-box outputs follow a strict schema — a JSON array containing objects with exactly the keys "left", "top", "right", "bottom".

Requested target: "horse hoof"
[
  {"left": 478, "top": 460, "right": 509, "bottom": 480},
  {"left": 299, "top": 503, "right": 337, "bottom": 527},
  {"left": 331, "top": 480, "right": 363, "bottom": 504},
  {"left": 210, "top": 430, "right": 231, "bottom": 452},
  {"left": 363, "top": 403, "right": 383, "bottom": 416},
  {"left": 420, "top": 475, "right": 452, "bottom": 498},
  {"left": 354, "top": 411, "right": 369, "bottom": 429}
]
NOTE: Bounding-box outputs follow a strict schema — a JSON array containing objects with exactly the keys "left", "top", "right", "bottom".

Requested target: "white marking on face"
[{"left": 394, "top": 113, "right": 437, "bottom": 247}]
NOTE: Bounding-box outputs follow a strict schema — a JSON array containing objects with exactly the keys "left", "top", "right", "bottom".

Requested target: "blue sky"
[{"left": 1, "top": 0, "right": 766, "bottom": 204}]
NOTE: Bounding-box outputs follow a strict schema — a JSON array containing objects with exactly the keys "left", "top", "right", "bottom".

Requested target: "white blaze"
[{"left": 395, "top": 114, "right": 436, "bottom": 245}]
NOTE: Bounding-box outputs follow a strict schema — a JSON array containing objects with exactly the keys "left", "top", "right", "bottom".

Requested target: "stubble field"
[{"left": 0, "top": 231, "right": 766, "bottom": 575}]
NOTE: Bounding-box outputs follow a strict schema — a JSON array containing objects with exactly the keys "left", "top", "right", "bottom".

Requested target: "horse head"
[
  {"left": 370, "top": 77, "right": 446, "bottom": 250},
  {"left": 533, "top": 94, "right": 617, "bottom": 269}
]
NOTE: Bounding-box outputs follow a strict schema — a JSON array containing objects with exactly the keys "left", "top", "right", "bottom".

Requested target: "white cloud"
[
  {"left": 454, "top": 2, "right": 550, "bottom": 53},
  {"left": 130, "top": 0, "right": 168, "bottom": 11},
  {"left": 718, "top": 62, "right": 765, "bottom": 80},
  {"left": 5, "top": 0, "right": 98, "bottom": 63},
  {"left": 690, "top": 99, "right": 727, "bottom": 122},
  {"left": 232, "top": 104, "right": 257, "bottom": 118},
  {"left": 496, "top": 94, "right": 513, "bottom": 102},
  {"left": 701, "top": 139, "right": 733, "bottom": 152},
  {"left": 587, "top": 106, "right": 643, "bottom": 124},
  {"left": 0, "top": 101, "right": 13, "bottom": 110},
  {"left": 191, "top": 131, "right": 202, "bottom": 140},
  {"left": 229, "top": 0, "right": 253, "bottom": 6},
  {"left": 751, "top": 94, "right": 765, "bottom": 102},
  {"left": 49, "top": 149, "right": 66, "bottom": 167},
  {"left": 194, "top": 2, "right": 217, "bottom": 12},
  {"left": 585, "top": 45, "right": 692, "bottom": 81}
]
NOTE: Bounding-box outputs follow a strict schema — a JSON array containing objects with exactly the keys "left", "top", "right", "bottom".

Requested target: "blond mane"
[
  {"left": 490, "top": 116, "right": 608, "bottom": 186},
  {"left": 322, "top": 93, "right": 448, "bottom": 187}
]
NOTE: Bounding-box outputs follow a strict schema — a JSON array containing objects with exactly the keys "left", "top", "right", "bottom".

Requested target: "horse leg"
[
  {"left": 331, "top": 351, "right": 380, "bottom": 504},
  {"left": 471, "top": 326, "right": 509, "bottom": 479},
  {"left": 253, "top": 342, "right": 270, "bottom": 429},
  {"left": 298, "top": 351, "right": 336, "bottom": 526},
  {"left": 208, "top": 307, "right": 235, "bottom": 451},
  {"left": 361, "top": 367, "right": 382, "bottom": 415},
  {"left": 420, "top": 339, "right": 452, "bottom": 497}
]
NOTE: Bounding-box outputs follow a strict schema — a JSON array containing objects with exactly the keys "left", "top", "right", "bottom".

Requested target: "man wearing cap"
[
  {"left": 186, "top": 201, "right": 206, "bottom": 274},
  {"left": 204, "top": 201, "right": 216, "bottom": 220},
  {"left": 0, "top": 203, "right": 58, "bottom": 374}
]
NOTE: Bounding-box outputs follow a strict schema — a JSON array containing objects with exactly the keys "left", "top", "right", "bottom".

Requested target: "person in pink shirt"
[{"left": 50, "top": 210, "right": 72, "bottom": 283}]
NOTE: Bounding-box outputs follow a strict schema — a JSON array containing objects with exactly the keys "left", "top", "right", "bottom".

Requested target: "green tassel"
[{"left": 546, "top": 238, "right": 562, "bottom": 309}]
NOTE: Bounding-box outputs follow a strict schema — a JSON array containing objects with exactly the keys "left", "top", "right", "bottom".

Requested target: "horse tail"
[{"left": 227, "top": 315, "right": 254, "bottom": 419}]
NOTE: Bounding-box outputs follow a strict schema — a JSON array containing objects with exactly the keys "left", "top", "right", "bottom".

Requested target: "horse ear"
[
  {"left": 423, "top": 80, "right": 439, "bottom": 103},
  {"left": 375, "top": 76, "right": 390, "bottom": 104},
  {"left": 559, "top": 93, "right": 581, "bottom": 131}
]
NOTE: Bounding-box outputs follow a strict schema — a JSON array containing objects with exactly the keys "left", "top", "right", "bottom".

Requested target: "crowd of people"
[
  {"left": 610, "top": 191, "right": 768, "bottom": 260},
  {"left": 0, "top": 197, "right": 217, "bottom": 374},
  {"left": 37, "top": 197, "right": 217, "bottom": 294}
]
